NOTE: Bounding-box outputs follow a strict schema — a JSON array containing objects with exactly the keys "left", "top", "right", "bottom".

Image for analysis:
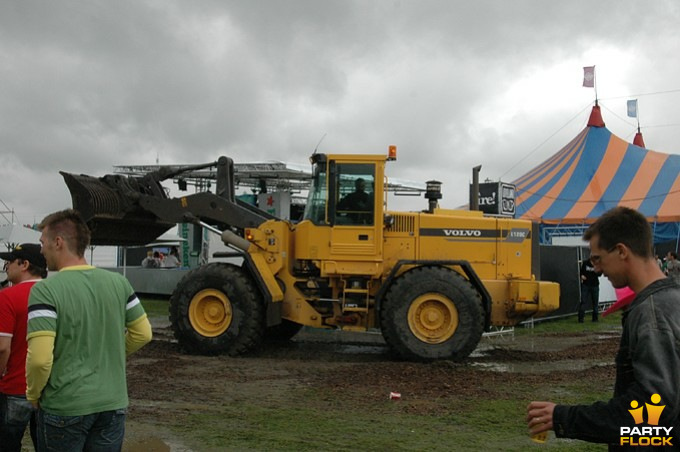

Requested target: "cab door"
[{"left": 328, "top": 160, "right": 383, "bottom": 266}]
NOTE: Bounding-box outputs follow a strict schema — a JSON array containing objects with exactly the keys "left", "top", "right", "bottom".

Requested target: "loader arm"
[
  {"left": 136, "top": 192, "right": 271, "bottom": 232},
  {"left": 61, "top": 156, "right": 273, "bottom": 246}
]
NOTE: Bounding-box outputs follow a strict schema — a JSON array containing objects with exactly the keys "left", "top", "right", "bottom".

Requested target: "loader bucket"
[{"left": 61, "top": 171, "right": 176, "bottom": 246}]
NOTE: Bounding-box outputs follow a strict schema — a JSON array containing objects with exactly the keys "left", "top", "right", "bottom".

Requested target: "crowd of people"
[
  {"left": 661, "top": 250, "right": 680, "bottom": 282},
  {"left": 141, "top": 247, "right": 181, "bottom": 268},
  {"left": 1, "top": 209, "right": 152, "bottom": 451}
]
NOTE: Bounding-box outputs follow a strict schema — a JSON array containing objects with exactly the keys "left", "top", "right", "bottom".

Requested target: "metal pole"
[{"left": 471, "top": 165, "right": 482, "bottom": 211}]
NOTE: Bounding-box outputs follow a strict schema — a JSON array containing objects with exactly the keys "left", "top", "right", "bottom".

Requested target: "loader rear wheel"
[
  {"left": 407, "top": 293, "right": 458, "bottom": 343},
  {"left": 380, "top": 266, "right": 484, "bottom": 361},
  {"left": 170, "top": 263, "right": 265, "bottom": 356}
]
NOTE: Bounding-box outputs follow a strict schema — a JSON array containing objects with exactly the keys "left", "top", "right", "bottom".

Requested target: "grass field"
[{"left": 139, "top": 295, "right": 170, "bottom": 318}]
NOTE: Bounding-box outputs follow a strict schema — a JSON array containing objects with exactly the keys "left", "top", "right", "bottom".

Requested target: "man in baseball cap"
[
  {"left": 0, "top": 244, "right": 47, "bottom": 276},
  {"left": 0, "top": 243, "right": 46, "bottom": 451}
]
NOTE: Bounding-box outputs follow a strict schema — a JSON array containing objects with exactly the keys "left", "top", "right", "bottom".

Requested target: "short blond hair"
[{"left": 39, "top": 209, "right": 91, "bottom": 257}]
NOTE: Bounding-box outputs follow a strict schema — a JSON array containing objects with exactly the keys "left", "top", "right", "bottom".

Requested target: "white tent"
[{"left": 0, "top": 224, "right": 41, "bottom": 251}]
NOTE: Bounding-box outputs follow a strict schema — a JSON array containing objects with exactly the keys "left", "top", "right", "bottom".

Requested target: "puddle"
[
  {"left": 470, "top": 359, "right": 611, "bottom": 374},
  {"left": 336, "top": 344, "right": 388, "bottom": 355},
  {"left": 477, "top": 334, "right": 594, "bottom": 353}
]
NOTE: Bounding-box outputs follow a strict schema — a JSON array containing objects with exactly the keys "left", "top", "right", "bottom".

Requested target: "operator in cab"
[{"left": 337, "top": 178, "right": 372, "bottom": 224}]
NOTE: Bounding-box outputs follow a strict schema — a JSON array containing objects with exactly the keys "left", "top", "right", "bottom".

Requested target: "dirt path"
[{"left": 121, "top": 323, "right": 620, "bottom": 451}]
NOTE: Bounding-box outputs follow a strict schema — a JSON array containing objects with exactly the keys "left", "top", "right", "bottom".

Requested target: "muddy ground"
[{"left": 119, "top": 319, "right": 621, "bottom": 451}]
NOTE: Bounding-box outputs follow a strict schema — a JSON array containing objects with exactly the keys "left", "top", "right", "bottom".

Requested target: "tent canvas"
[
  {"left": 0, "top": 224, "right": 41, "bottom": 250},
  {"left": 513, "top": 105, "right": 680, "bottom": 245}
]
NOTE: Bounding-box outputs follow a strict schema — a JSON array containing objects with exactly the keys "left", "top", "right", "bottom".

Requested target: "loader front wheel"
[
  {"left": 170, "top": 263, "right": 265, "bottom": 355},
  {"left": 187, "top": 289, "right": 232, "bottom": 337},
  {"left": 380, "top": 266, "right": 484, "bottom": 361}
]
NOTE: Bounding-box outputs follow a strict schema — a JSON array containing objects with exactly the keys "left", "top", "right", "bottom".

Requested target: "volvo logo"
[{"left": 443, "top": 229, "right": 482, "bottom": 237}]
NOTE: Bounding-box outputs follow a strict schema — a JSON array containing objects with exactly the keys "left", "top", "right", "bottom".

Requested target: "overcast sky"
[{"left": 2, "top": 0, "right": 679, "bottom": 226}]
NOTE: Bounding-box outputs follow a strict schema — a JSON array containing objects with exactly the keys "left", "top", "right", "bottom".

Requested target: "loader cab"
[
  {"left": 303, "top": 153, "right": 384, "bottom": 227},
  {"left": 299, "top": 153, "right": 386, "bottom": 265}
]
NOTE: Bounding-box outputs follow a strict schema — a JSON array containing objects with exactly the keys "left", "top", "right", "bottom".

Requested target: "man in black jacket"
[
  {"left": 527, "top": 207, "right": 680, "bottom": 449},
  {"left": 579, "top": 257, "right": 602, "bottom": 323},
  {"left": 337, "top": 178, "right": 372, "bottom": 224}
]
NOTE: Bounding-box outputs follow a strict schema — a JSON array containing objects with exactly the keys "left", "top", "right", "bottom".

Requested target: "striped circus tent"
[{"left": 514, "top": 105, "right": 680, "bottom": 245}]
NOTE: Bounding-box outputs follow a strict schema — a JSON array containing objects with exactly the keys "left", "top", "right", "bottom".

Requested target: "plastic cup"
[{"left": 530, "top": 426, "right": 548, "bottom": 444}]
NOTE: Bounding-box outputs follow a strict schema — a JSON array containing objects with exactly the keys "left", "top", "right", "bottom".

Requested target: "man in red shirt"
[{"left": 0, "top": 243, "right": 46, "bottom": 451}]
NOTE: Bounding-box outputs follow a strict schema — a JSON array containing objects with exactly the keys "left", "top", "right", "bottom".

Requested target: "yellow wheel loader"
[{"left": 61, "top": 149, "right": 559, "bottom": 361}]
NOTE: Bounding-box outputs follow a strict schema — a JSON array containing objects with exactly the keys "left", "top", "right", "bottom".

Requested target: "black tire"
[
  {"left": 264, "top": 319, "right": 304, "bottom": 343},
  {"left": 380, "top": 266, "right": 484, "bottom": 361},
  {"left": 169, "top": 263, "right": 265, "bottom": 356}
]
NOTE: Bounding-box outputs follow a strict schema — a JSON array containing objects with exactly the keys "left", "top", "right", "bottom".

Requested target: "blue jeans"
[
  {"left": 579, "top": 284, "right": 599, "bottom": 322},
  {"left": 0, "top": 393, "right": 37, "bottom": 452},
  {"left": 36, "top": 408, "right": 126, "bottom": 452}
]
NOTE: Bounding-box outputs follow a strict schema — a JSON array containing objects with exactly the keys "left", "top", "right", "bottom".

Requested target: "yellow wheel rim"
[
  {"left": 407, "top": 293, "right": 458, "bottom": 344},
  {"left": 188, "top": 289, "right": 232, "bottom": 337}
]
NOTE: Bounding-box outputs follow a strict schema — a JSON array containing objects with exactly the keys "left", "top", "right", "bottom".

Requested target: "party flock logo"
[{"left": 620, "top": 393, "right": 673, "bottom": 447}]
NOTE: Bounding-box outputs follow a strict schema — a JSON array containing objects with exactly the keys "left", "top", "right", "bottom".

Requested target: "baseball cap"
[{"left": 0, "top": 243, "right": 47, "bottom": 269}]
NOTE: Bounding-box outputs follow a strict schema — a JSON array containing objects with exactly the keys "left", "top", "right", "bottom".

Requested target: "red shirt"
[{"left": 0, "top": 280, "right": 39, "bottom": 395}]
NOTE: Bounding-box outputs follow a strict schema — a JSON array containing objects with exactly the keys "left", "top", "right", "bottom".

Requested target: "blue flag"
[{"left": 627, "top": 99, "right": 638, "bottom": 118}]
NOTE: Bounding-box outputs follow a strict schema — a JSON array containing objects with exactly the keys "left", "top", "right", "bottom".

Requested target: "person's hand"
[
  {"left": 526, "top": 401, "right": 555, "bottom": 434},
  {"left": 29, "top": 400, "right": 40, "bottom": 409}
]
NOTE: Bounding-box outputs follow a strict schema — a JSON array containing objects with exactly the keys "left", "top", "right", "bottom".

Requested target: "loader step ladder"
[{"left": 342, "top": 281, "right": 371, "bottom": 313}]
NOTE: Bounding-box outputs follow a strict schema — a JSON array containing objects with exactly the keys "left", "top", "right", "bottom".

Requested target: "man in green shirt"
[{"left": 26, "top": 209, "right": 152, "bottom": 451}]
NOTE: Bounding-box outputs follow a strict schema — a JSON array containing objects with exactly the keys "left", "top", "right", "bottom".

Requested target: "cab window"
[
  {"left": 302, "top": 162, "right": 328, "bottom": 224},
  {"left": 335, "top": 163, "right": 375, "bottom": 226}
]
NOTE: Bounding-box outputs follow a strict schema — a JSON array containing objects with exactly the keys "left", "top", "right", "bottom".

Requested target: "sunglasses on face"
[{"left": 590, "top": 246, "right": 618, "bottom": 265}]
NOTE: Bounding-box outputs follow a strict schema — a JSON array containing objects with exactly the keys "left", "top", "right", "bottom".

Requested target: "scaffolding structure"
[{"left": 113, "top": 160, "right": 426, "bottom": 196}]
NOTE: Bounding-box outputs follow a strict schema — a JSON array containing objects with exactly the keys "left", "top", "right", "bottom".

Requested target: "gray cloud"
[{"left": 1, "top": 0, "right": 679, "bottom": 223}]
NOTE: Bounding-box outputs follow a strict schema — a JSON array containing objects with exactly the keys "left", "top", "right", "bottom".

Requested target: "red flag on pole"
[{"left": 583, "top": 66, "right": 595, "bottom": 87}]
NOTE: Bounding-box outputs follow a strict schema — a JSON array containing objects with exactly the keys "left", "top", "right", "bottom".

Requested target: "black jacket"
[
  {"left": 581, "top": 261, "right": 601, "bottom": 287},
  {"left": 552, "top": 278, "right": 680, "bottom": 450}
]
